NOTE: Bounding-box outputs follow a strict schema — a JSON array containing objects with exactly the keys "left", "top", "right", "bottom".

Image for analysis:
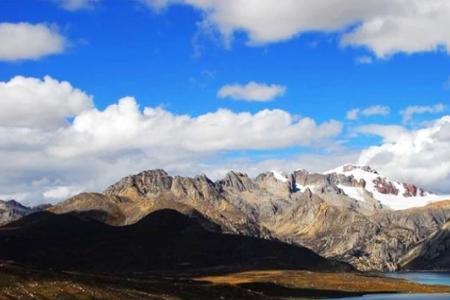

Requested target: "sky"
[{"left": 1, "top": 0, "right": 450, "bottom": 205}]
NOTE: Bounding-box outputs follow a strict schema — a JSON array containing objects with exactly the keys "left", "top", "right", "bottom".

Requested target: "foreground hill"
[
  {"left": 44, "top": 167, "right": 450, "bottom": 271},
  {"left": 0, "top": 209, "right": 351, "bottom": 273}
]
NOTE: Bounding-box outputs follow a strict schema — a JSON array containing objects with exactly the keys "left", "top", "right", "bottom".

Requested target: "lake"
[
  {"left": 338, "top": 272, "right": 450, "bottom": 299},
  {"left": 385, "top": 272, "right": 450, "bottom": 286}
]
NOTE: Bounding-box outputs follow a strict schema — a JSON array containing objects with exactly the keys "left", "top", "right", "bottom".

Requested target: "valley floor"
[{"left": 1, "top": 263, "right": 450, "bottom": 300}]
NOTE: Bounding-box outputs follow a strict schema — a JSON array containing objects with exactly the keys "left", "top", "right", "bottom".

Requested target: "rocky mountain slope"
[
  {"left": 9, "top": 164, "right": 450, "bottom": 271},
  {"left": 0, "top": 199, "right": 49, "bottom": 225},
  {"left": 399, "top": 201, "right": 450, "bottom": 270},
  {"left": 50, "top": 170, "right": 266, "bottom": 237}
]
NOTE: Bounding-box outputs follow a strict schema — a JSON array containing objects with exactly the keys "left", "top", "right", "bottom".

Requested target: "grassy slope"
[{"left": 198, "top": 270, "right": 450, "bottom": 294}]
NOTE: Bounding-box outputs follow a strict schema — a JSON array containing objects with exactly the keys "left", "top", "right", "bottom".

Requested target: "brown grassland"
[{"left": 2, "top": 262, "right": 450, "bottom": 299}]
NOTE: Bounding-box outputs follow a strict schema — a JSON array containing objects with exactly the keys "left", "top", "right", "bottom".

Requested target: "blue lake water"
[
  {"left": 385, "top": 272, "right": 450, "bottom": 286},
  {"left": 337, "top": 272, "right": 450, "bottom": 299},
  {"left": 339, "top": 294, "right": 450, "bottom": 299}
]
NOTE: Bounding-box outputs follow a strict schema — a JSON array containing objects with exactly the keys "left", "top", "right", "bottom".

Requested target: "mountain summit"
[{"left": 324, "top": 164, "right": 449, "bottom": 210}]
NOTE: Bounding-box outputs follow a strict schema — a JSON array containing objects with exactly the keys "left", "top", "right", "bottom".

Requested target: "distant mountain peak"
[
  {"left": 104, "top": 169, "right": 173, "bottom": 196},
  {"left": 321, "top": 163, "right": 450, "bottom": 210},
  {"left": 218, "top": 171, "right": 258, "bottom": 192},
  {"left": 326, "top": 164, "right": 379, "bottom": 175},
  {"left": 0, "top": 199, "right": 49, "bottom": 226}
]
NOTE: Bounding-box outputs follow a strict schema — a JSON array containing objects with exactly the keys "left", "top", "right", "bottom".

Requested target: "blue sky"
[
  {"left": 1, "top": 0, "right": 450, "bottom": 204},
  {"left": 2, "top": 1, "right": 449, "bottom": 121}
]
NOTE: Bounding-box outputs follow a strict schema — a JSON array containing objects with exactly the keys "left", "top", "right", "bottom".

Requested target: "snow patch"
[
  {"left": 296, "top": 183, "right": 319, "bottom": 193},
  {"left": 271, "top": 170, "right": 288, "bottom": 182},
  {"left": 337, "top": 185, "right": 366, "bottom": 202},
  {"left": 296, "top": 183, "right": 305, "bottom": 192}
]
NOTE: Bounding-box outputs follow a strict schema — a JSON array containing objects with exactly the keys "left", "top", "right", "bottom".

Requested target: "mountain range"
[{"left": 2, "top": 164, "right": 450, "bottom": 272}]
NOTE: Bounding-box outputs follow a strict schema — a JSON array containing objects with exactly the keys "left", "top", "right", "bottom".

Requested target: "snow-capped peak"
[
  {"left": 325, "top": 164, "right": 450, "bottom": 210},
  {"left": 325, "top": 164, "right": 378, "bottom": 176}
]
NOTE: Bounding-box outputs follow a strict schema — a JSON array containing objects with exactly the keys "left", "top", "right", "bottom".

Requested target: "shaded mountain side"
[
  {"left": 48, "top": 192, "right": 222, "bottom": 232},
  {"left": 0, "top": 209, "right": 353, "bottom": 274},
  {"left": 400, "top": 215, "right": 450, "bottom": 270},
  {"left": 48, "top": 193, "right": 129, "bottom": 225}
]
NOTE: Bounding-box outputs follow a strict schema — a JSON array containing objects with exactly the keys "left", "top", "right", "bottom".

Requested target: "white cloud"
[
  {"left": 143, "top": 0, "right": 450, "bottom": 58},
  {"left": 347, "top": 108, "right": 360, "bottom": 121},
  {"left": 358, "top": 116, "right": 450, "bottom": 193},
  {"left": 341, "top": 2, "right": 450, "bottom": 58},
  {"left": 0, "top": 76, "right": 342, "bottom": 205},
  {"left": 0, "top": 76, "right": 93, "bottom": 129},
  {"left": 362, "top": 105, "right": 391, "bottom": 117},
  {"left": 354, "top": 124, "right": 408, "bottom": 143},
  {"left": 43, "top": 186, "right": 85, "bottom": 200},
  {"left": 356, "top": 55, "right": 374, "bottom": 64},
  {"left": 217, "top": 81, "right": 286, "bottom": 102},
  {"left": 347, "top": 105, "right": 390, "bottom": 120},
  {"left": 51, "top": 96, "right": 340, "bottom": 157},
  {"left": 54, "top": 0, "right": 99, "bottom": 11},
  {"left": 401, "top": 103, "right": 445, "bottom": 123},
  {"left": 0, "top": 23, "right": 66, "bottom": 61}
]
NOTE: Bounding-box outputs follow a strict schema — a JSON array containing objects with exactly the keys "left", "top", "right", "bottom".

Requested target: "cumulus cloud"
[
  {"left": 143, "top": 0, "right": 450, "bottom": 58},
  {"left": 53, "top": 0, "right": 99, "bottom": 11},
  {"left": 0, "top": 76, "right": 93, "bottom": 129},
  {"left": 0, "top": 76, "right": 342, "bottom": 205},
  {"left": 217, "top": 81, "right": 286, "bottom": 102},
  {"left": 354, "top": 124, "right": 408, "bottom": 143},
  {"left": 0, "top": 23, "right": 66, "bottom": 61},
  {"left": 347, "top": 105, "right": 390, "bottom": 120},
  {"left": 341, "top": 2, "right": 450, "bottom": 58},
  {"left": 401, "top": 103, "right": 446, "bottom": 123},
  {"left": 43, "top": 186, "right": 85, "bottom": 200},
  {"left": 50, "top": 96, "right": 341, "bottom": 157},
  {"left": 358, "top": 116, "right": 450, "bottom": 193}
]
